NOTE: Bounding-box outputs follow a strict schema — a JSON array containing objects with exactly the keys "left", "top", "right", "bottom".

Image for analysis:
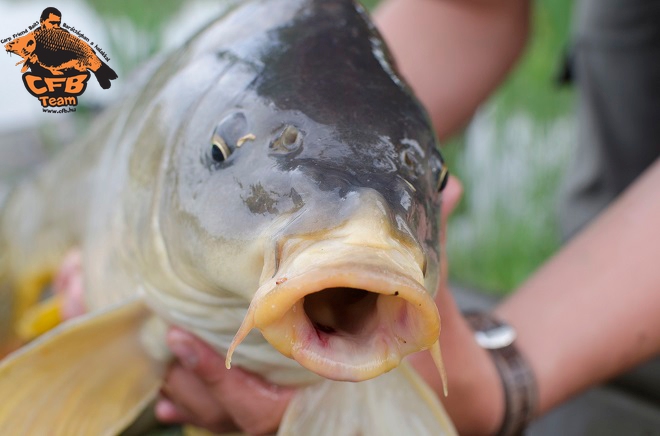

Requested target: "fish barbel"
[{"left": 0, "top": 0, "right": 455, "bottom": 434}]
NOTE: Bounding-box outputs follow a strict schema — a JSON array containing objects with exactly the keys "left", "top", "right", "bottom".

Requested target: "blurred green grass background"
[{"left": 442, "top": 0, "right": 575, "bottom": 295}]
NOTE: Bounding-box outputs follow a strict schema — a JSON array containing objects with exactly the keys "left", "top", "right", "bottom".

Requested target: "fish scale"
[{"left": 35, "top": 28, "right": 91, "bottom": 57}]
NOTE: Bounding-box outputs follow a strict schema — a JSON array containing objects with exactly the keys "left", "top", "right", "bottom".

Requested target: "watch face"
[{"left": 474, "top": 325, "right": 517, "bottom": 350}]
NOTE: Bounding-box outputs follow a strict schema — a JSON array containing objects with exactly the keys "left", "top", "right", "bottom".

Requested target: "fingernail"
[
  {"left": 168, "top": 330, "right": 199, "bottom": 369},
  {"left": 155, "top": 399, "right": 179, "bottom": 421}
]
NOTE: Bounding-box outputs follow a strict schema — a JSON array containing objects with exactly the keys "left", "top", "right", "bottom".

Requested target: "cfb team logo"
[{"left": 3, "top": 7, "right": 117, "bottom": 112}]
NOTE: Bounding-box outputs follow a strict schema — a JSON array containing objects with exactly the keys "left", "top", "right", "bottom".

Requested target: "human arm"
[
  {"left": 411, "top": 158, "right": 660, "bottom": 434},
  {"left": 374, "top": 0, "right": 531, "bottom": 140},
  {"left": 498, "top": 158, "right": 660, "bottom": 413}
]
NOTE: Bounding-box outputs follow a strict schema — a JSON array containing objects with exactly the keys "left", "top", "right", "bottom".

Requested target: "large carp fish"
[{"left": 0, "top": 0, "right": 455, "bottom": 434}]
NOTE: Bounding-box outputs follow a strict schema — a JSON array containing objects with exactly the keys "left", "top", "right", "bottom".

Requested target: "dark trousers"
[{"left": 558, "top": 0, "right": 660, "bottom": 239}]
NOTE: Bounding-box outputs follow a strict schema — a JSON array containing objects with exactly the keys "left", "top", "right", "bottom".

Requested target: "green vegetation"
[
  {"left": 362, "top": 0, "right": 380, "bottom": 9},
  {"left": 444, "top": 0, "right": 575, "bottom": 294},
  {"left": 80, "top": 0, "right": 186, "bottom": 74}
]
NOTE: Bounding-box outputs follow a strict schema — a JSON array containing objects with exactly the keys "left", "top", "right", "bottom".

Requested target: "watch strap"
[{"left": 464, "top": 311, "right": 538, "bottom": 436}]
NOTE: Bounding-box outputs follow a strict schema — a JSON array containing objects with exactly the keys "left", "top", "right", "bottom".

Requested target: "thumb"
[
  {"left": 166, "top": 327, "right": 294, "bottom": 435},
  {"left": 441, "top": 175, "right": 462, "bottom": 224},
  {"left": 167, "top": 327, "right": 228, "bottom": 385}
]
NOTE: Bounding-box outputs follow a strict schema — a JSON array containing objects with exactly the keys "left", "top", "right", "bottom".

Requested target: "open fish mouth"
[{"left": 226, "top": 238, "right": 440, "bottom": 382}]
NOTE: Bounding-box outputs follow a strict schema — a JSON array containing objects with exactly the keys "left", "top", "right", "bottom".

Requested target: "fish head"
[
  {"left": 5, "top": 33, "right": 36, "bottom": 59},
  {"left": 156, "top": 0, "right": 448, "bottom": 382}
]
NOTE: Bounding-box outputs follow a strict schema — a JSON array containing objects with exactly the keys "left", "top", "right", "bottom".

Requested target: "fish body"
[
  {"left": 4, "top": 27, "right": 117, "bottom": 88},
  {"left": 0, "top": 0, "right": 455, "bottom": 434}
]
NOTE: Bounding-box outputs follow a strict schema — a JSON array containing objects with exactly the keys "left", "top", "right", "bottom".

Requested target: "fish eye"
[
  {"left": 211, "top": 133, "right": 231, "bottom": 162},
  {"left": 437, "top": 165, "right": 449, "bottom": 193},
  {"left": 209, "top": 112, "right": 249, "bottom": 163},
  {"left": 271, "top": 125, "right": 302, "bottom": 152}
]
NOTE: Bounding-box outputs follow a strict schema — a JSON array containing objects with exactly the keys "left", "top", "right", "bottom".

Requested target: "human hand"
[
  {"left": 156, "top": 328, "right": 295, "bottom": 434},
  {"left": 53, "top": 248, "right": 86, "bottom": 319}
]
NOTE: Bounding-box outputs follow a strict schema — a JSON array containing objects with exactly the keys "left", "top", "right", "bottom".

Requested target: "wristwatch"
[{"left": 463, "top": 312, "right": 538, "bottom": 436}]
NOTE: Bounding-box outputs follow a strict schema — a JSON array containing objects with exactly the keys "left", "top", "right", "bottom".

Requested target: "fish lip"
[
  {"left": 225, "top": 194, "right": 440, "bottom": 381},
  {"left": 231, "top": 259, "right": 440, "bottom": 382}
]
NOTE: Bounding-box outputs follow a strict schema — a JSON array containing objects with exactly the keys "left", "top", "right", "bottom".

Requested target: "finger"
[
  {"left": 162, "top": 364, "right": 230, "bottom": 423},
  {"left": 440, "top": 175, "right": 462, "bottom": 251},
  {"left": 167, "top": 328, "right": 294, "bottom": 435},
  {"left": 155, "top": 395, "right": 237, "bottom": 434},
  {"left": 441, "top": 175, "right": 462, "bottom": 222},
  {"left": 53, "top": 249, "right": 82, "bottom": 294},
  {"left": 168, "top": 327, "right": 290, "bottom": 398},
  {"left": 167, "top": 328, "right": 228, "bottom": 385},
  {"left": 166, "top": 328, "right": 242, "bottom": 431},
  {"left": 52, "top": 248, "right": 86, "bottom": 319},
  {"left": 154, "top": 397, "right": 191, "bottom": 424},
  {"left": 436, "top": 176, "right": 461, "bottom": 309},
  {"left": 219, "top": 367, "right": 295, "bottom": 435}
]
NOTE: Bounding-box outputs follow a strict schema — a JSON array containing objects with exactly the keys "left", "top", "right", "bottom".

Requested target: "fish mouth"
[{"left": 226, "top": 241, "right": 440, "bottom": 382}]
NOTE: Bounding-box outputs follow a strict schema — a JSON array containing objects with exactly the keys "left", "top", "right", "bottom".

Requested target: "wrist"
[
  {"left": 450, "top": 317, "right": 505, "bottom": 435},
  {"left": 464, "top": 311, "right": 538, "bottom": 436},
  {"left": 410, "top": 309, "right": 504, "bottom": 435}
]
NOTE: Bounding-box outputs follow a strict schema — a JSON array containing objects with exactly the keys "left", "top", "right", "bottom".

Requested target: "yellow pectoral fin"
[
  {"left": 0, "top": 272, "right": 56, "bottom": 355},
  {"left": 11, "top": 272, "right": 53, "bottom": 327},
  {"left": 279, "top": 361, "right": 457, "bottom": 436},
  {"left": 0, "top": 298, "right": 167, "bottom": 436},
  {"left": 0, "top": 281, "right": 21, "bottom": 357},
  {"left": 15, "top": 294, "right": 64, "bottom": 340}
]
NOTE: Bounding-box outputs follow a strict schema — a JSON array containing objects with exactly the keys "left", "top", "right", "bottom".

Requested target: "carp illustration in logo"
[{"left": 4, "top": 7, "right": 117, "bottom": 110}]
